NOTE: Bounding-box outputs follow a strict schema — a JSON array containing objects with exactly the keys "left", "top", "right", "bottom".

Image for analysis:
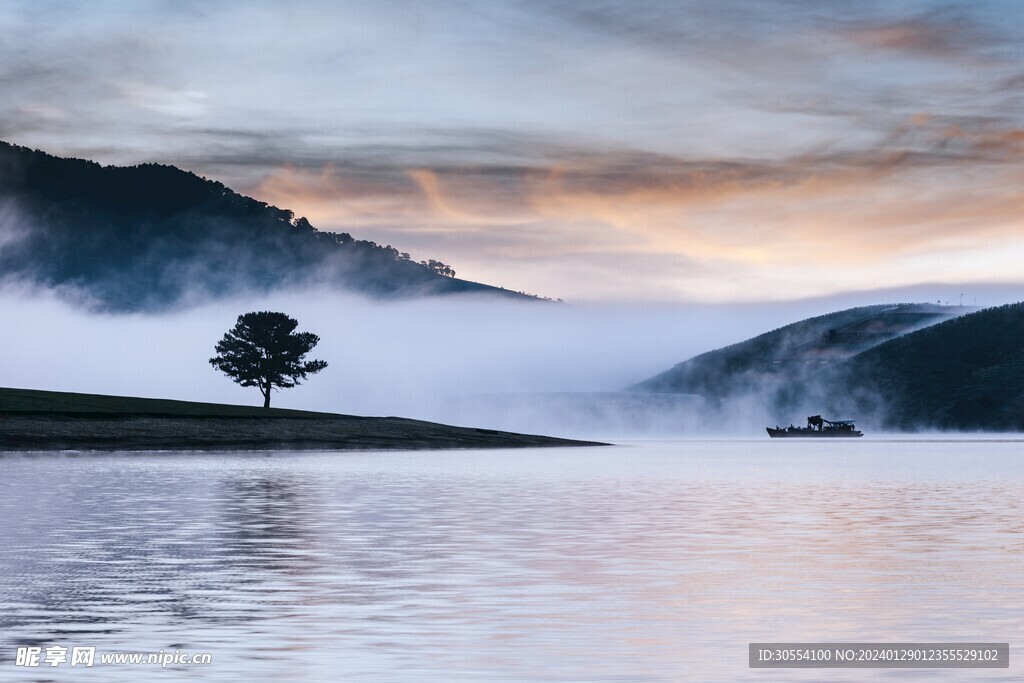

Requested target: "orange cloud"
[
  {"left": 840, "top": 12, "right": 988, "bottom": 61},
  {"left": 250, "top": 164, "right": 421, "bottom": 227}
]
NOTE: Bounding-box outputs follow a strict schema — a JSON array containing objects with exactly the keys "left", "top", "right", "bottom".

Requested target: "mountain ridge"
[
  {"left": 630, "top": 301, "right": 1024, "bottom": 431},
  {"left": 0, "top": 140, "right": 534, "bottom": 310},
  {"left": 634, "top": 303, "right": 969, "bottom": 401},
  {"left": 842, "top": 302, "right": 1024, "bottom": 431}
]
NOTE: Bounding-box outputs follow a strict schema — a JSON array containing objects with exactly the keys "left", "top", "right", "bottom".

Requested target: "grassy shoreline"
[{"left": 0, "top": 387, "right": 606, "bottom": 452}]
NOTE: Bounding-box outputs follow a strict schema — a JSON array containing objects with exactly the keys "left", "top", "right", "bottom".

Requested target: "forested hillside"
[
  {"left": 0, "top": 141, "right": 525, "bottom": 310},
  {"left": 635, "top": 301, "right": 1023, "bottom": 431},
  {"left": 634, "top": 303, "right": 965, "bottom": 401},
  {"left": 845, "top": 303, "right": 1024, "bottom": 430}
]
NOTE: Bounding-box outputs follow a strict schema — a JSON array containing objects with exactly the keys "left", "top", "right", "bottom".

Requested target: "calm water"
[{"left": 0, "top": 440, "right": 1021, "bottom": 681}]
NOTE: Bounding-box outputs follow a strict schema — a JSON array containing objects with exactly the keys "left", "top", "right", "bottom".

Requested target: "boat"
[{"left": 767, "top": 415, "right": 863, "bottom": 438}]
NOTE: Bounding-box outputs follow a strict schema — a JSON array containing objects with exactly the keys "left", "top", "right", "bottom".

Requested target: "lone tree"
[{"left": 209, "top": 311, "right": 328, "bottom": 408}]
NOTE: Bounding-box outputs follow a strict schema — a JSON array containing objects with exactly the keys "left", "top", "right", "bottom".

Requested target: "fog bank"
[{"left": 1, "top": 284, "right": 1020, "bottom": 439}]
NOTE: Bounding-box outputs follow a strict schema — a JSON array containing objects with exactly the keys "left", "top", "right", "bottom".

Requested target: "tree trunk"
[{"left": 263, "top": 388, "right": 271, "bottom": 408}]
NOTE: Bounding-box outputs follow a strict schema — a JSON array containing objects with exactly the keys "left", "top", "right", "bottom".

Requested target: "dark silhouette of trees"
[
  {"left": 844, "top": 302, "right": 1024, "bottom": 430},
  {"left": 420, "top": 259, "right": 455, "bottom": 277},
  {"left": 0, "top": 141, "right": 521, "bottom": 311},
  {"left": 209, "top": 311, "right": 327, "bottom": 408}
]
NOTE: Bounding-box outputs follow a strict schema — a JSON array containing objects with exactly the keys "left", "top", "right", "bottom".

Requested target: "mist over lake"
[{"left": 3, "top": 285, "right": 1023, "bottom": 439}]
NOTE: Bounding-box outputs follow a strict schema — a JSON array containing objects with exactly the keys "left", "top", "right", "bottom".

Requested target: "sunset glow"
[{"left": 3, "top": 1, "right": 1021, "bottom": 301}]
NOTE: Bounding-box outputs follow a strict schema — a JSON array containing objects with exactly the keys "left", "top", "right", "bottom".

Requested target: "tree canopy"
[{"left": 209, "top": 311, "right": 328, "bottom": 408}]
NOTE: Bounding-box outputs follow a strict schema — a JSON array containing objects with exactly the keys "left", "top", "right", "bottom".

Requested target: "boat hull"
[{"left": 766, "top": 428, "right": 863, "bottom": 438}]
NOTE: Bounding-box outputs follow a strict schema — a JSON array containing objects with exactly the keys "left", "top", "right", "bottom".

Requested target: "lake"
[{"left": 0, "top": 439, "right": 1020, "bottom": 681}]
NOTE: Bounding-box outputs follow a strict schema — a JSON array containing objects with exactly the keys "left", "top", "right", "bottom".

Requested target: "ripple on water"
[{"left": 0, "top": 441, "right": 1021, "bottom": 681}]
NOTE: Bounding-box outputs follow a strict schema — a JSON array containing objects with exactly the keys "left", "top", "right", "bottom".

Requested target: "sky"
[{"left": 1, "top": 0, "right": 1022, "bottom": 302}]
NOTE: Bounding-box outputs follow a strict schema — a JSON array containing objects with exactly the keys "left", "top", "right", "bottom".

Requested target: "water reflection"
[{"left": 0, "top": 442, "right": 1021, "bottom": 681}]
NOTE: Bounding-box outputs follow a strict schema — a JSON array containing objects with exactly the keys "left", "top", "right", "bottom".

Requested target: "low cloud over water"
[{"left": 2, "top": 283, "right": 1021, "bottom": 437}]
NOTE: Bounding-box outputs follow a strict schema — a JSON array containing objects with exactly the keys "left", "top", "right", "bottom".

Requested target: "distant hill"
[
  {"left": 633, "top": 302, "right": 1024, "bottom": 431},
  {"left": 844, "top": 303, "right": 1024, "bottom": 431},
  {"left": 634, "top": 303, "right": 969, "bottom": 404},
  {"left": 0, "top": 140, "right": 530, "bottom": 310}
]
